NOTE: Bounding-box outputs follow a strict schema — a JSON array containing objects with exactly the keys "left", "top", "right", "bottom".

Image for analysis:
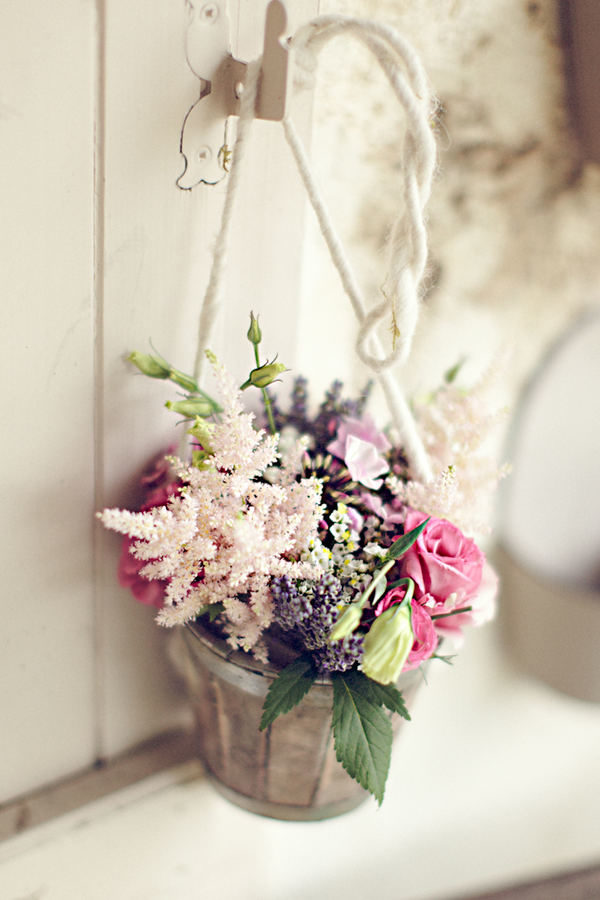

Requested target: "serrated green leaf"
[
  {"left": 366, "top": 680, "right": 411, "bottom": 721},
  {"left": 260, "top": 656, "right": 317, "bottom": 731},
  {"left": 385, "top": 518, "right": 430, "bottom": 561},
  {"left": 331, "top": 670, "right": 393, "bottom": 805}
]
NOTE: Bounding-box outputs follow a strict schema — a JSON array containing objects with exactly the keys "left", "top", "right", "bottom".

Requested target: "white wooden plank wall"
[
  {"left": 0, "top": 0, "right": 97, "bottom": 804},
  {"left": 1, "top": 0, "right": 318, "bottom": 805}
]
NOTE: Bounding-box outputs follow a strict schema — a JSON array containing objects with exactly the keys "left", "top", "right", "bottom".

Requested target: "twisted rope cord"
[
  {"left": 288, "top": 16, "right": 436, "bottom": 372},
  {"left": 192, "top": 16, "right": 435, "bottom": 481},
  {"left": 282, "top": 116, "right": 432, "bottom": 482}
]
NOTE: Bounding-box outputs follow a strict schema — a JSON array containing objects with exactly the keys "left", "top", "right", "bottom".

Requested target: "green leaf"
[
  {"left": 385, "top": 518, "right": 430, "bottom": 561},
  {"left": 366, "top": 680, "right": 411, "bottom": 721},
  {"left": 331, "top": 670, "right": 394, "bottom": 805},
  {"left": 195, "top": 602, "right": 224, "bottom": 623},
  {"left": 260, "top": 656, "right": 317, "bottom": 731},
  {"left": 444, "top": 357, "right": 466, "bottom": 384}
]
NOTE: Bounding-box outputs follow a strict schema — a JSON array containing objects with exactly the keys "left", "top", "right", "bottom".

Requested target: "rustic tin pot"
[{"left": 179, "top": 620, "right": 421, "bottom": 821}]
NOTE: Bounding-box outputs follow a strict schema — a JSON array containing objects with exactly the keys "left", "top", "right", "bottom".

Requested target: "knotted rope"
[{"left": 193, "top": 15, "right": 436, "bottom": 482}]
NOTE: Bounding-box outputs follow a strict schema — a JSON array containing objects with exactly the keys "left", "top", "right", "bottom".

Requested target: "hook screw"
[{"left": 200, "top": 3, "right": 219, "bottom": 23}]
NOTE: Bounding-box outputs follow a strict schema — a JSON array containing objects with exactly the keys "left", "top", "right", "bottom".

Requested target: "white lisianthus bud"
[
  {"left": 128, "top": 351, "right": 170, "bottom": 379},
  {"left": 361, "top": 604, "right": 414, "bottom": 684},
  {"left": 166, "top": 397, "right": 215, "bottom": 418},
  {"left": 330, "top": 604, "right": 363, "bottom": 641}
]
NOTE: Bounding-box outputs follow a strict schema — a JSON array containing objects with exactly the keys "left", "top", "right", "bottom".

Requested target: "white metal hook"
[{"left": 177, "top": 0, "right": 290, "bottom": 188}]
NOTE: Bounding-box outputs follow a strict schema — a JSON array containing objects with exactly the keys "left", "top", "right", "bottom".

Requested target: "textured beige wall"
[{"left": 298, "top": 0, "right": 600, "bottom": 403}]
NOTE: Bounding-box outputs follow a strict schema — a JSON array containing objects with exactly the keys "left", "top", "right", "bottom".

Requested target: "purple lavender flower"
[{"left": 271, "top": 573, "right": 364, "bottom": 674}]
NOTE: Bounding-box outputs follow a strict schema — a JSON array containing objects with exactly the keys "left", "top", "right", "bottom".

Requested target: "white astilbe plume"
[
  {"left": 98, "top": 356, "right": 323, "bottom": 654},
  {"left": 390, "top": 365, "right": 509, "bottom": 536}
]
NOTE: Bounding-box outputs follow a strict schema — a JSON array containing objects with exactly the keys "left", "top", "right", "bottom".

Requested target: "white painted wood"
[
  {"left": 0, "top": 1, "right": 97, "bottom": 801},
  {"left": 202, "top": 0, "right": 320, "bottom": 377},
  {"left": 0, "top": 0, "right": 319, "bottom": 802},
  {"left": 98, "top": 0, "right": 319, "bottom": 758}
]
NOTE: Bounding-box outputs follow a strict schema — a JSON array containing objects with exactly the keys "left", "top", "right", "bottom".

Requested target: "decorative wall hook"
[{"left": 177, "top": 0, "right": 290, "bottom": 189}]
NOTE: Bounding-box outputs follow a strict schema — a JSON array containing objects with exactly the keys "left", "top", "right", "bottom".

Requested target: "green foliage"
[
  {"left": 367, "top": 680, "right": 411, "bottom": 720},
  {"left": 444, "top": 357, "right": 466, "bottom": 384},
  {"left": 195, "top": 602, "right": 224, "bottom": 623},
  {"left": 260, "top": 656, "right": 317, "bottom": 731},
  {"left": 385, "top": 517, "right": 430, "bottom": 561},
  {"left": 331, "top": 669, "right": 408, "bottom": 805}
]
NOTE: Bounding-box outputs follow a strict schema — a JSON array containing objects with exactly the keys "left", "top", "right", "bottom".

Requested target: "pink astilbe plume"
[
  {"left": 99, "top": 355, "right": 322, "bottom": 654},
  {"left": 390, "top": 365, "right": 509, "bottom": 536}
]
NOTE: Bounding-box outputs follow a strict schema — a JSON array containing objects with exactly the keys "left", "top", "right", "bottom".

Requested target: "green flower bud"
[
  {"left": 128, "top": 351, "right": 170, "bottom": 379},
  {"left": 191, "top": 449, "right": 213, "bottom": 470},
  {"left": 330, "top": 603, "right": 364, "bottom": 642},
  {"left": 188, "top": 416, "right": 215, "bottom": 452},
  {"left": 361, "top": 604, "right": 414, "bottom": 685},
  {"left": 168, "top": 367, "right": 199, "bottom": 394},
  {"left": 128, "top": 351, "right": 201, "bottom": 395},
  {"left": 241, "top": 360, "right": 287, "bottom": 390},
  {"left": 247, "top": 311, "right": 262, "bottom": 346},
  {"left": 165, "top": 397, "right": 215, "bottom": 418}
]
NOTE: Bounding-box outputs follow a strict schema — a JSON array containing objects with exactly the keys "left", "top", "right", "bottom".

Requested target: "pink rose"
[
  {"left": 118, "top": 480, "right": 179, "bottom": 609},
  {"left": 375, "top": 585, "right": 409, "bottom": 615},
  {"left": 374, "top": 587, "right": 438, "bottom": 672},
  {"left": 404, "top": 603, "right": 438, "bottom": 671},
  {"left": 139, "top": 444, "right": 176, "bottom": 488},
  {"left": 327, "top": 415, "right": 391, "bottom": 490},
  {"left": 433, "top": 560, "right": 498, "bottom": 641},
  {"left": 400, "top": 510, "right": 484, "bottom": 611},
  {"left": 118, "top": 537, "right": 167, "bottom": 608}
]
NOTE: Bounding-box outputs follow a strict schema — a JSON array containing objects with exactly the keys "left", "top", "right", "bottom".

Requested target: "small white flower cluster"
[
  {"left": 327, "top": 503, "right": 372, "bottom": 602},
  {"left": 300, "top": 501, "right": 378, "bottom": 606},
  {"left": 303, "top": 536, "right": 333, "bottom": 571}
]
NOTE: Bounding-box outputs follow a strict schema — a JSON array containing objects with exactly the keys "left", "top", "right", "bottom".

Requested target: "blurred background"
[{"left": 1, "top": 0, "right": 599, "bottom": 897}]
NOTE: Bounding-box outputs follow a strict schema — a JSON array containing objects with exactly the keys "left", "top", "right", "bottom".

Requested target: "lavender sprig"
[{"left": 271, "top": 574, "right": 364, "bottom": 674}]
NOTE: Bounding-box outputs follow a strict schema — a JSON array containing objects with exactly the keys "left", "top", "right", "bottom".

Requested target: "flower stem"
[
  {"left": 431, "top": 605, "right": 472, "bottom": 620},
  {"left": 253, "top": 344, "right": 277, "bottom": 435},
  {"left": 356, "top": 559, "right": 395, "bottom": 608}
]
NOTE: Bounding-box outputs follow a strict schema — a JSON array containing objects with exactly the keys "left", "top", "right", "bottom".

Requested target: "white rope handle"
[
  {"left": 288, "top": 16, "right": 436, "bottom": 372},
  {"left": 192, "top": 15, "right": 435, "bottom": 482}
]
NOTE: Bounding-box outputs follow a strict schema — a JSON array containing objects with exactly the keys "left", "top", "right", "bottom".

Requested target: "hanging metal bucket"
[{"left": 178, "top": 621, "right": 421, "bottom": 821}]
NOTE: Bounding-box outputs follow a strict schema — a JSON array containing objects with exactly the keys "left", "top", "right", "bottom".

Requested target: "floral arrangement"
[{"left": 99, "top": 315, "right": 503, "bottom": 804}]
